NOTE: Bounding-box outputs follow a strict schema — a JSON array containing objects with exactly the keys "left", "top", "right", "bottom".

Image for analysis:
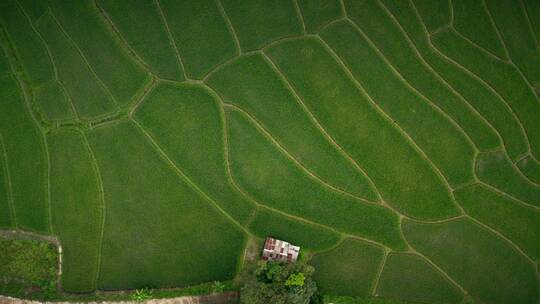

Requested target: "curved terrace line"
[
  {"left": 314, "top": 34, "right": 465, "bottom": 217},
  {"left": 377, "top": 0, "right": 504, "bottom": 154},
  {"left": 259, "top": 51, "right": 384, "bottom": 203},
  {"left": 418, "top": 8, "right": 537, "bottom": 163}
]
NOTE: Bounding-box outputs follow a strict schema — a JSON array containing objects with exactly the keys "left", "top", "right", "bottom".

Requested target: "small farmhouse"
[{"left": 261, "top": 237, "right": 300, "bottom": 262}]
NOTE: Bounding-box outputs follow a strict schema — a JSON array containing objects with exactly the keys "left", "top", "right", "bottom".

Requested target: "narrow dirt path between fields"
[
  {"left": 1, "top": 231, "right": 240, "bottom": 304},
  {"left": 0, "top": 291, "right": 239, "bottom": 304}
]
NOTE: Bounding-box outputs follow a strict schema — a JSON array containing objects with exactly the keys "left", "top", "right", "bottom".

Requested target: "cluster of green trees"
[{"left": 240, "top": 261, "right": 321, "bottom": 304}]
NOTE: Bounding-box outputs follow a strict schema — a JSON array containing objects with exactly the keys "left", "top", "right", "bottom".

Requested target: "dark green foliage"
[
  {"left": 0, "top": 238, "right": 58, "bottom": 300},
  {"left": 240, "top": 261, "right": 318, "bottom": 304},
  {"left": 285, "top": 273, "right": 305, "bottom": 287}
]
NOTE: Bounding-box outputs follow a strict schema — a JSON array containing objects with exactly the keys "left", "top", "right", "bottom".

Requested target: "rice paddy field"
[{"left": 0, "top": 0, "right": 539, "bottom": 303}]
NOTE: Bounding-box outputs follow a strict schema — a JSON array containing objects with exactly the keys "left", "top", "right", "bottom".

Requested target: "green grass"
[
  {"left": 133, "top": 82, "right": 254, "bottom": 225},
  {"left": 403, "top": 218, "right": 538, "bottom": 304},
  {"left": 87, "top": 120, "right": 246, "bottom": 290},
  {"left": 431, "top": 27, "right": 540, "bottom": 159},
  {"left": 297, "top": 0, "right": 343, "bottom": 33},
  {"left": 32, "top": 81, "right": 75, "bottom": 122},
  {"left": 343, "top": 0, "right": 500, "bottom": 154},
  {"left": 0, "top": 0, "right": 54, "bottom": 86},
  {"left": 226, "top": 108, "right": 405, "bottom": 250},
  {"left": 484, "top": 0, "right": 540, "bottom": 89},
  {"left": 220, "top": 0, "right": 303, "bottom": 51},
  {"left": 410, "top": 0, "right": 451, "bottom": 32},
  {"left": 523, "top": 0, "right": 540, "bottom": 44},
  {"left": 248, "top": 207, "right": 341, "bottom": 251},
  {"left": 265, "top": 37, "right": 459, "bottom": 220},
  {"left": 0, "top": 135, "right": 12, "bottom": 228},
  {"left": 159, "top": 0, "right": 237, "bottom": 79},
  {"left": 324, "top": 295, "right": 412, "bottom": 304},
  {"left": 321, "top": 20, "right": 477, "bottom": 187},
  {"left": 206, "top": 52, "right": 378, "bottom": 201},
  {"left": 47, "top": 0, "right": 150, "bottom": 107},
  {"left": 475, "top": 151, "right": 540, "bottom": 206},
  {"left": 382, "top": 0, "right": 529, "bottom": 161},
  {"left": 452, "top": 0, "right": 507, "bottom": 60},
  {"left": 311, "top": 239, "right": 384, "bottom": 297},
  {"left": 47, "top": 129, "right": 102, "bottom": 292},
  {"left": 0, "top": 1, "right": 539, "bottom": 302},
  {"left": 36, "top": 12, "right": 117, "bottom": 119},
  {"left": 0, "top": 75, "right": 48, "bottom": 232},
  {"left": 454, "top": 184, "right": 540, "bottom": 260},
  {"left": 0, "top": 42, "right": 11, "bottom": 74},
  {"left": 97, "top": 0, "right": 184, "bottom": 81},
  {"left": 376, "top": 253, "right": 463, "bottom": 304},
  {"left": 516, "top": 155, "right": 540, "bottom": 184},
  {"left": 15, "top": 0, "right": 46, "bottom": 22},
  {"left": 0, "top": 237, "right": 58, "bottom": 300}
]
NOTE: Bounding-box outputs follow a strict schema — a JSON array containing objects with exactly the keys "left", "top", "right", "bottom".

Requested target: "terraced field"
[{"left": 0, "top": 0, "right": 539, "bottom": 303}]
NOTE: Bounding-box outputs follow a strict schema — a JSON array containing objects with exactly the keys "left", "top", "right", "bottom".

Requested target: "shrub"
[
  {"left": 240, "top": 261, "right": 319, "bottom": 304},
  {"left": 211, "top": 281, "right": 226, "bottom": 294},
  {"left": 131, "top": 288, "right": 153, "bottom": 302},
  {"left": 0, "top": 238, "right": 58, "bottom": 300}
]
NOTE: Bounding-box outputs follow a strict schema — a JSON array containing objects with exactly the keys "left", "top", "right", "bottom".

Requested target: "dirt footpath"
[{"left": 0, "top": 292, "right": 239, "bottom": 304}]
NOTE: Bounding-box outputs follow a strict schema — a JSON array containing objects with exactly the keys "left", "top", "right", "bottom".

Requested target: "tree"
[
  {"left": 240, "top": 261, "right": 320, "bottom": 304},
  {"left": 285, "top": 273, "right": 305, "bottom": 287}
]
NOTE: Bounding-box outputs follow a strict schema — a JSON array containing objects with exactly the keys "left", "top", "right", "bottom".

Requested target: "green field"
[{"left": 0, "top": 0, "right": 539, "bottom": 303}]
